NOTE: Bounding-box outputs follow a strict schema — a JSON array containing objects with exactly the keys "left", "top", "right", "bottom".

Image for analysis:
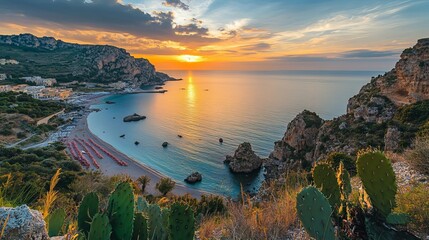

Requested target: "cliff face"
[
  {"left": 0, "top": 33, "right": 172, "bottom": 86},
  {"left": 265, "top": 38, "right": 429, "bottom": 179}
]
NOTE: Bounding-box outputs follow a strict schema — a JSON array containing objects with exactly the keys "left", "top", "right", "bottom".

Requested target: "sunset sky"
[{"left": 0, "top": 0, "right": 428, "bottom": 70}]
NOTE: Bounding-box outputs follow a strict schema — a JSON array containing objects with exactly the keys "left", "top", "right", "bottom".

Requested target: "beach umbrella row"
[
  {"left": 75, "top": 139, "right": 100, "bottom": 169},
  {"left": 69, "top": 141, "right": 91, "bottom": 168},
  {"left": 88, "top": 138, "right": 128, "bottom": 166},
  {"left": 79, "top": 138, "right": 103, "bottom": 159}
]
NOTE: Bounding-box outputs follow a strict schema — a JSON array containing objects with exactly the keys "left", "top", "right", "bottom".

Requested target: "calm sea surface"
[{"left": 87, "top": 70, "right": 382, "bottom": 197}]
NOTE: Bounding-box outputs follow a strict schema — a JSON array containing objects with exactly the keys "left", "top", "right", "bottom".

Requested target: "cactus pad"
[
  {"left": 136, "top": 196, "right": 149, "bottom": 213},
  {"left": 147, "top": 204, "right": 164, "bottom": 240},
  {"left": 168, "top": 202, "right": 195, "bottom": 240},
  {"left": 88, "top": 213, "right": 112, "bottom": 240},
  {"left": 312, "top": 163, "right": 341, "bottom": 209},
  {"left": 296, "top": 186, "right": 336, "bottom": 240},
  {"left": 48, "top": 208, "right": 66, "bottom": 237},
  {"left": 78, "top": 192, "right": 99, "bottom": 237},
  {"left": 108, "top": 182, "right": 135, "bottom": 240},
  {"left": 132, "top": 212, "right": 148, "bottom": 240},
  {"left": 357, "top": 150, "right": 397, "bottom": 217}
]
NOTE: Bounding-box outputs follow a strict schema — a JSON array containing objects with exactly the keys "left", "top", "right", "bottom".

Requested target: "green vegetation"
[
  {"left": 302, "top": 110, "right": 323, "bottom": 128},
  {"left": 0, "top": 144, "right": 84, "bottom": 205},
  {"left": 406, "top": 136, "right": 429, "bottom": 175},
  {"left": 297, "top": 149, "right": 420, "bottom": 239},
  {"left": 395, "top": 100, "right": 429, "bottom": 125},
  {"left": 0, "top": 92, "right": 63, "bottom": 118},
  {"left": 325, "top": 152, "right": 356, "bottom": 175},
  {"left": 156, "top": 177, "right": 176, "bottom": 196}
]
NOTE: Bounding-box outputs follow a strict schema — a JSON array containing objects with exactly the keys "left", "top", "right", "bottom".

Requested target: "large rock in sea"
[
  {"left": 184, "top": 172, "right": 202, "bottom": 184},
  {"left": 0, "top": 205, "right": 49, "bottom": 240},
  {"left": 123, "top": 113, "right": 146, "bottom": 122},
  {"left": 224, "top": 142, "right": 263, "bottom": 173}
]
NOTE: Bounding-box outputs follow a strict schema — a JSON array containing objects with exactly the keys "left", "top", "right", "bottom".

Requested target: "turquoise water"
[{"left": 87, "top": 70, "right": 381, "bottom": 197}]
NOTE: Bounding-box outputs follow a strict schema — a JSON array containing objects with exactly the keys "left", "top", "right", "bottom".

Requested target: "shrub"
[
  {"left": 406, "top": 136, "right": 429, "bottom": 175},
  {"left": 396, "top": 183, "right": 429, "bottom": 236},
  {"left": 156, "top": 177, "right": 175, "bottom": 196},
  {"left": 324, "top": 152, "right": 356, "bottom": 175},
  {"left": 136, "top": 175, "right": 150, "bottom": 193}
]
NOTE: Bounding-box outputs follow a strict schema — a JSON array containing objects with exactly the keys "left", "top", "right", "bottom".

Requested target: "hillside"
[
  {"left": 265, "top": 38, "right": 429, "bottom": 179},
  {"left": 0, "top": 34, "right": 172, "bottom": 87}
]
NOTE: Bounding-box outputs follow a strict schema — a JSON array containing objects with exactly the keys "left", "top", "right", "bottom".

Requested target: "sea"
[{"left": 87, "top": 70, "right": 382, "bottom": 197}]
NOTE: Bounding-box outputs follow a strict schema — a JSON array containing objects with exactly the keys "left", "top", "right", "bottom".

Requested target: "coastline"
[{"left": 67, "top": 93, "right": 207, "bottom": 198}]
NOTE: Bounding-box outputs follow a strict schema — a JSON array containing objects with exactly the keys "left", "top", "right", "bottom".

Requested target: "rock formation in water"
[
  {"left": 0, "top": 33, "right": 174, "bottom": 87},
  {"left": 184, "top": 172, "right": 202, "bottom": 184},
  {"left": 264, "top": 38, "right": 429, "bottom": 181},
  {"left": 225, "top": 142, "right": 263, "bottom": 173},
  {"left": 123, "top": 113, "right": 146, "bottom": 122}
]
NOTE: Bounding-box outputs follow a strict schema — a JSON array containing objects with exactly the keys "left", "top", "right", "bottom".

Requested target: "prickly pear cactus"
[
  {"left": 297, "top": 186, "right": 335, "bottom": 240},
  {"left": 78, "top": 192, "right": 99, "bottom": 237},
  {"left": 136, "top": 196, "right": 149, "bottom": 213},
  {"left": 168, "top": 202, "right": 195, "bottom": 240},
  {"left": 132, "top": 212, "right": 148, "bottom": 240},
  {"left": 313, "top": 163, "right": 341, "bottom": 209},
  {"left": 48, "top": 208, "right": 66, "bottom": 237},
  {"left": 108, "top": 182, "right": 135, "bottom": 240},
  {"left": 147, "top": 204, "right": 164, "bottom": 240},
  {"left": 161, "top": 208, "right": 170, "bottom": 240},
  {"left": 88, "top": 213, "right": 112, "bottom": 240},
  {"left": 357, "top": 150, "right": 397, "bottom": 217},
  {"left": 386, "top": 213, "right": 411, "bottom": 225},
  {"left": 337, "top": 162, "right": 352, "bottom": 216}
]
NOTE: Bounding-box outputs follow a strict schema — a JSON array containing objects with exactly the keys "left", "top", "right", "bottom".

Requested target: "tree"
[
  {"left": 136, "top": 175, "right": 151, "bottom": 193},
  {"left": 156, "top": 177, "right": 175, "bottom": 196}
]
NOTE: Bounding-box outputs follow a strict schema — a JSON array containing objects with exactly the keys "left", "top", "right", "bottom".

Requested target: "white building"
[
  {"left": 21, "top": 76, "right": 57, "bottom": 86},
  {"left": 0, "top": 74, "right": 6, "bottom": 81},
  {"left": 0, "top": 85, "right": 12, "bottom": 92},
  {"left": 0, "top": 59, "right": 19, "bottom": 65},
  {"left": 109, "top": 81, "right": 127, "bottom": 89}
]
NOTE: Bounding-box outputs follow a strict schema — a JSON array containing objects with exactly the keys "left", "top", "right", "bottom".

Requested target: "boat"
[
  {"left": 120, "top": 134, "right": 125, "bottom": 138},
  {"left": 134, "top": 141, "right": 140, "bottom": 145}
]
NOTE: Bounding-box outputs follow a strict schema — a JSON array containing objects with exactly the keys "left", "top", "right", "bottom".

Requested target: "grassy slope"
[{"left": 0, "top": 44, "right": 87, "bottom": 82}]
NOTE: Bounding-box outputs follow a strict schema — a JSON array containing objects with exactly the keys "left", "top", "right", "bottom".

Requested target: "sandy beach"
[{"left": 67, "top": 94, "right": 206, "bottom": 198}]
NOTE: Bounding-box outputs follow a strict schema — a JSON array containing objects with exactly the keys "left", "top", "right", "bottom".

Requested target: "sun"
[{"left": 177, "top": 55, "right": 203, "bottom": 63}]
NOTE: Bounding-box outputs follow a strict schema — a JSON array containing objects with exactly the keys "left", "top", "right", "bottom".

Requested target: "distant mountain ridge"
[{"left": 0, "top": 33, "right": 173, "bottom": 86}]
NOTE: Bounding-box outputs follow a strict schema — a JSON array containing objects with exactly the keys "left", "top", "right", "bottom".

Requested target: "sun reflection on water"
[{"left": 186, "top": 72, "right": 196, "bottom": 108}]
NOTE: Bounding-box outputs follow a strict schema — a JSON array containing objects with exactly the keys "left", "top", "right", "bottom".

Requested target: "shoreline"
[{"left": 67, "top": 93, "right": 207, "bottom": 198}]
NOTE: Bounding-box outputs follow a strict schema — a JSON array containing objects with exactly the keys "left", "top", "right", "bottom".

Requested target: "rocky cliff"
[
  {"left": 0, "top": 33, "right": 173, "bottom": 87},
  {"left": 265, "top": 38, "right": 429, "bottom": 180}
]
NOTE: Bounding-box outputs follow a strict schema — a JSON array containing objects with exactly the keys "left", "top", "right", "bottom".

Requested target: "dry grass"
[
  {"left": 405, "top": 136, "right": 429, "bottom": 175},
  {"left": 198, "top": 185, "right": 301, "bottom": 240},
  {"left": 41, "top": 168, "right": 61, "bottom": 219}
]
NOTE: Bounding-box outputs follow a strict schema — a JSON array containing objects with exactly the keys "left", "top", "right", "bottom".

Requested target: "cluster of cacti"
[
  {"left": 297, "top": 150, "right": 419, "bottom": 239},
  {"left": 74, "top": 181, "right": 195, "bottom": 240}
]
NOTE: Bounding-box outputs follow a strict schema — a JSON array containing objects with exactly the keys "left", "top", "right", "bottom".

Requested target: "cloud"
[
  {"left": 162, "top": 0, "right": 189, "bottom": 10},
  {"left": 340, "top": 49, "right": 399, "bottom": 58},
  {"left": 0, "top": 0, "right": 214, "bottom": 43},
  {"left": 241, "top": 43, "right": 271, "bottom": 51}
]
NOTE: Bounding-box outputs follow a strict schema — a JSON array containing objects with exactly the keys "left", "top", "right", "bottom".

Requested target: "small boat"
[
  {"left": 162, "top": 142, "right": 169, "bottom": 147},
  {"left": 134, "top": 141, "right": 140, "bottom": 145},
  {"left": 120, "top": 134, "right": 125, "bottom": 138},
  {"left": 177, "top": 135, "right": 183, "bottom": 138},
  {"left": 219, "top": 138, "right": 224, "bottom": 143}
]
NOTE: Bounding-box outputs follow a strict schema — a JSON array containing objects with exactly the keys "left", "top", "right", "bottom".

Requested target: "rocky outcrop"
[
  {"left": 123, "top": 113, "right": 146, "bottom": 122},
  {"left": 0, "top": 33, "right": 174, "bottom": 87},
  {"left": 224, "top": 142, "right": 263, "bottom": 173},
  {"left": 270, "top": 110, "right": 322, "bottom": 162},
  {"left": 0, "top": 205, "right": 48, "bottom": 240},
  {"left": 184, "top": 172, "right": 202, "bottom": 184},
  {"left": 264, "top": 38, "right": 429, "bottom": 181}
]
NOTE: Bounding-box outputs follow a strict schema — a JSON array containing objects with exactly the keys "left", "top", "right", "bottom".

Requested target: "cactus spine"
[
  {"left": 312, "top": 163, "right": 341, "bottom": 209},
  {"left": 357, "top": 150, "right": 397, "bottom": 217},
  {"left": 296, "top": 186, "right": 336, "bottom": 240},
  {"left": 78, "top": 192, "right": 99, "bottom": 237},
  {"left": 88, "top": 213, "right": 112, "bottom": 240},
  {"left": 48, "top": 208, "right": 66, "bottom": 237},
  {"left": 169, "top": 202, "right": 195, "bottom": 240},
  {"left": 107, "top": 182, "right": 135, "bottom": 240},
  {"left": 132, "top": 212, "right": 148, "bottom": 240}
]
